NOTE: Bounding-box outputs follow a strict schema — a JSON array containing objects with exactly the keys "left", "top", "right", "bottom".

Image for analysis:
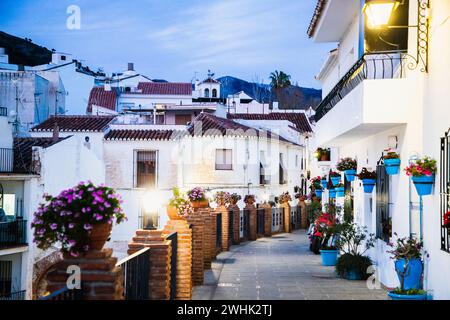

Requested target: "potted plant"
[
  {"left": 214, "top": 191, "right": 231, "bottom": 207},
  {"left": 337, "top": 157, "right": 357, "bottom": 182},
  {"left": 387, "top": 235, "right": 426, "bottom": 300},
  {"left": 321, "top": 176, "right": 328, "bottom": 189},
  {"left": 315, "top": 213, "right": 339, "bottom": 266},
  {"left": 278, "top": 192, "right": 292, "bottom": 204},
  {"left": 243, "top": 194, "right": 256, "bottom": 206},
  {"left": 405, "top": 156, "right": 437, "bottom": 196},
  {"left": 187, "top": 187, "right": 209, "bottom": 208},
  {"left": 329, "top": 170, "right": 341, "bottom": 187},
  {"left": 31, "top": 181, "right": 127, "bottom": 257},
  {"left": 444, "top": 211, "right": 450, "bottom": 229},
  {"left": 328, "top": 187, "right": 336, "bottom": 199},
  {"left": 229, "top": 193, "right": 242, "bottom": 206},
  {"left": 315, "top": 148, "right": 330, "bottom": 162},
  {"left": 167, "top": 187, "right": 194, "bottom": 220},
  {"left": 383, "top": 149, "right": 401, "bottom": 175},
  {"left": 310, "top": 176, "right": 323, "bottom": 198},
  {"left": 335, "top": 222, "right": 375, "bottom": 280},
  {"left": 335, "top": 182, "right": 345, "bottom": 197},
  {"left": 357, "top": 168, "right": 377, "bottom": 193}
]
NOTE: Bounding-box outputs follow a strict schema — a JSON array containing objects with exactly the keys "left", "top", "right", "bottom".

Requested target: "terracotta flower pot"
[
  {"left": 166, "top": 205, "right": 185, "bottom": 220},
  {"left": 87, "top": 223, "right": 112, "bottom": 251},
  {"left": 191, "top": 200, "right": 209, "bottom": 209}
]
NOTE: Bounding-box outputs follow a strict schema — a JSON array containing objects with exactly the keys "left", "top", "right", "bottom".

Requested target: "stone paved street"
[{"left": 193, "top": 230, "right": 387, "bottom": 300}]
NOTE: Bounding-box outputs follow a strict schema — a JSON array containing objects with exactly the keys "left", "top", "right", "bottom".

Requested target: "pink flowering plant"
[
  {"left": 214, "top": 191, "right": 231, "bottom": 206},
  {"left": 31, "top": 181, "right": 126, "bottom": 257},
  {"left": 169, "top": 187, "right": 194, "bottom": 218},
  {"left": 404, "top": 156, "right": 437, "bottom": 177},
  {"left": 187, "top": 187, "right": 206, "bottom": 202}
]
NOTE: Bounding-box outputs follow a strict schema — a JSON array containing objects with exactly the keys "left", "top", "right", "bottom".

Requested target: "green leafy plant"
[
  {"left": 278, "top": 192, "right": 292, "bottom": 204},
  {"left": 392, "top": 288, "right": 426, "bottom": 296},
  {"left": 336, "top": 157, "right": 357, "bottom": 171},
  {"left": 329, "top": 170, "right": 341, "bottom": 177},
  {"left": 405, "top": 156, "right": 437, "bottom": 177},
  {"left": 230, "top": 193, "right": 242, "bottom": 204},
  {"left": 383, "top": 148, "right": 400, "bottom": 159},
  {"left": 169, "top": 187, "right": 194, "bottom": 218},
  {"left": 214, "top": 191, "right": 231, "bottom": 206}
]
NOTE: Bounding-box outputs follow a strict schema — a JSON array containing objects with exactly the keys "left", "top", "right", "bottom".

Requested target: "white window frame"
[
  {"left": 215, "top": 149, "right": 233, "bottom": 171},
  {"left": 133, "top": 150, "right": 158, "bottom": 189}
]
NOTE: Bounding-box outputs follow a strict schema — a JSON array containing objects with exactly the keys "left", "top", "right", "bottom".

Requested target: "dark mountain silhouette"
[
  {"left": 0, "top": 31, "right": 52, "bottom": 66},
  {"left": 217, "top": 76, "right": 321, "bottom": 110}
]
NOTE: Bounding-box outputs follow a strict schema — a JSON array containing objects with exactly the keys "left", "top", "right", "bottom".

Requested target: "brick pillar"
[
  {"left": 298, "top": 200, "right": 307, "bottom": 229},
  {"left": 162, "top": 220, "right": 192, "bottom": 300},
  {"left": 215, "top": 205, "right": 229, "bottom": 251},
  {"left": 281, "top": 203, "right": 292, "bottom": 233},
  {"left": 201, "top": 209, "right": 213, "bottom": 269},
  {"left": 246, "top": 203, "right": 257, "bottom": 241},
  {"left": 128, "top": 230, "right": 171, "bottom": 300},
  {"left": 46, "top": 249, "right": 123, "bottom": 300},
  {"left": 229, "top": 204, "right": 240, "bottom": 245},
  {"left": 187, "top": 210, "right": 206, "bottom": 286},
  {"left": 260, "top": 203, "right": 272, "bottom": 237}
]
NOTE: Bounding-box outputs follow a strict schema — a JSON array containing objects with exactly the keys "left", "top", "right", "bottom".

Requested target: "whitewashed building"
[{"left": 308, "top": 0, "right": 450, "bottom": 299}]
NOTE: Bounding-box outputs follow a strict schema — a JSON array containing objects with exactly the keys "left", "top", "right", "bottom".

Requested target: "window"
[
  {"left": 441, "top": 130, "right": 450, "bottom": 253},
  {"left": 260, "top": 151, "right": 269, "bottom": 185},
  {"left": 204, "top": 88, "right": 210, "bottom": 98},
  {"left": 215, "top": 149, "right": 232, "bottom": 170},
  {"left": 60, "top": 55, "right": 66, "bottom": 61},
  {"left": 0, "top": 261, "right": 12, "bottom": 296},
  {"left": 135, "top": 151, "right": 157, "bottom": 189},
  {"left": 279, "top": 153, "right": 287, "bottom": 185},
  {"left": 212, "top": 88, "right": 217, "bottom": 98},
  {"left": 376, "top": 164, "right": 391, "bottom": 242},
  {"left": 295, "top": 155, "right": 299, "bottom": 168}
]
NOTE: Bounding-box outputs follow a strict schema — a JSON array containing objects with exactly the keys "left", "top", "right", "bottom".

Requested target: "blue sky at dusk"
[{"left": 0, "top": 0, "right": 334, "bottom": 88}]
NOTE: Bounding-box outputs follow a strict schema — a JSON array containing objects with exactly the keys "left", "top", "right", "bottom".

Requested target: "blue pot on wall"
[
  {"left": 344, "top": 169, "right": 356, "bottom": 182},
  {"left": 384, "top": 158, "right": 401, "bottom": 175},
  {"left": 395, "top": 258, "right": 423, "bottom": 290},
  {"left": 329, "top": 189, "right": 336, "bottom": 198},
  {"left": 336, "top": 186, "right": 345, "bottom": 197},
  {"left": 411, "top": 175, "right": 435, "bottom": 196},
  {"left": 321, "top": 179, "right": 328, "bottom": 189},
  {"left": 315, "top": 189, "right": 323, "bottom": 198},
  {"left": 387, "top": 291, "right": 427, "bottom": 300},
  {"left": 320, "top": 250, "right": 339, "bottom": 266},
  {"left": 362, "top": 179, "right": 376, "bottom": 193},
  {"left": 330, "top": 176, "right": 341, "bottom": 186}
]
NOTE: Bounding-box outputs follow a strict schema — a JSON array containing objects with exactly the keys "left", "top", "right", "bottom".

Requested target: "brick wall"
[
  {"left": 281, "top": 203, "right": 292, "bottom": 233},
  {"left": 260, "top": 203, "right": 272, "bottom": 237},
  {"left": 215, "top": 205, "right": 229, "bottom": 251},
  {"left": 201, "top": 209, "right": 213, "bottom": 269},
  {"left": 45, "top": 249, "right": 124, "bottom": 300},
  {"left": 187, "top": 210, "right": 206, "bottom": 285},
  {"left": 162, "top": 219, "right": 192, "bottom": 300},
  {"left": 128, "top": 230, "right": 171, "bottom": 300},
  {"left": 229, "top": 204, "right": 240, "bottom": 245},
  {"left": 246, "top": 203, "right": 257, "bottom": 241},
  {"left": 298, "top": 200, "right": 308, "bottom": 229}
]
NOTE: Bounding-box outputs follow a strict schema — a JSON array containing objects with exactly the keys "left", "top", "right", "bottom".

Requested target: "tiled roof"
[
  {"left": 137, "top": 82, "right": 192, "bottom": 95},
  {"left": 201, "top": 78, "right": 220, "bottom": 84},
  {"left": 31, "top": 115, "right": 115, "bottom": 132},
  {"left": 87, "top": 86, "right": 117, "bottom": 113},
  {"left": 104, "top": 129, "right": 185, "bottom": 141},
  {"left": 226, "top": 113, "right": 313, "bottom": 133},
  {"left": 307, "top": 0, "right": 327, "bottom": 38},
  {"left": 13, "top": 137, "right": 69, "bottom": 174}
]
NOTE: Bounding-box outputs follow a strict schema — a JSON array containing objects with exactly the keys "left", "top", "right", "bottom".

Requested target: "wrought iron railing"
[
  {"left": 242, "top": 210, "right": 250, "bottom": 240},
  {"left": 39, "top": 286, "right": 83, "bottom": 300},
  {"left": 0, "top": 219, "right": 27, "bottom": 248},
  {"left": 290, "top": 206, "right": 301, "bottom": 230},
  {"left": 315, "top": 53, "right": 407, "bottom": 122},
  {"left": 441, "top": 130, "right": 450, "bottom": 253},
  {"left": 216, "top": 213, "right": 222, "bottom": 249},
  {"left": 228, "top": 210, "right": 234, "bottom": 242},
  {"left": 0, "top": 148, "right": 13, "bottom": 173},
  {"left": 166, "top": 232, "right": 177, "bottom": 300},
  {"left": 0, "top": 290, "right": 26, "bottom": 300},
  {"left": 256, "top": 208, "right": 265, "bottom": 236},
  {"left": 0, "top": 107, "right": 7, "bottom": 117},
  {"left": 116, "top": 247, "right": 150, "bottom": 300}
]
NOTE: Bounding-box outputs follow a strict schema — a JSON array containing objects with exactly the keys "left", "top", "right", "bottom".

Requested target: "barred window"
[
  {"left": 376, "top": 164, "right": 391, "bottom": 242},
  {"left": 135, "top": 151, "right": 157, "bottom": 189},
  {"left": 215, "top": 149, "right": 233, "bottom": 170},
  {"left": 441, "top": 130, "right": 450, "bottom": 253}
]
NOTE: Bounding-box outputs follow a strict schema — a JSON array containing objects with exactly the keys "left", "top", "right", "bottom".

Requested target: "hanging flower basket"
[
  {"left": 344, "top": 169, "right": 356, "bottom": 182},
  {"left": 405, "top": 156, "right": 437, "bottom": 197},
  {"left": 362, "top": 179, "right": 376, "bottom": 193},
  {"left": 336, "top": 185, "right": 345, "bottom": 197},
  {"left": 337, "top": 158, "right": 357, "bottom": 182},
  {"left": 315, "top": 189, "right": 323, "bottom": 198},
  {"left": 321, "top": 178, "right": 328, "bottom": 189},
  {"left": 329, "top": 171, "right": 341, "bottom": 187},
  {"left": 384, "top": 158, "right": 401, "bottom": 175},
  {"left": 329, "top": 188, "right": 336, "bottom": 198},
  {"left": 357, "top": 168, "right": 377, "bottom": 194}
]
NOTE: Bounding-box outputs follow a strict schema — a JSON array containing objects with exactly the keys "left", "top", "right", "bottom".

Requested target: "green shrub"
[{"left": 335, "top": 253, "right": 373, "bottom": 280}]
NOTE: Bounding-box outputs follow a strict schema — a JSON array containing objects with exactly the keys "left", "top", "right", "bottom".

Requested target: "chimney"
[
  {"left": 128, "top": 63, "right": 134, "bottom": 71},
  {"left": 52, "top": 122, "right": 59, "bottom": 141}
]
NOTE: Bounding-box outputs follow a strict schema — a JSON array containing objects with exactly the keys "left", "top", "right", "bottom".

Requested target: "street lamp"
[
  {"left": 142, "top": 190, "right": 163, "bottom": 230},
  {"left": 362, "top": 0, "right": 430, "bottom": 72}
]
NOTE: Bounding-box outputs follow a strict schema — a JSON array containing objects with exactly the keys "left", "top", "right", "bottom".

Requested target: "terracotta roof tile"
[
  {"left": 137, "top": 82, "right": 192, "bottom": 95},
  {"left": 87, "top": 86, "right": 117, "bottom": 113},
  {"left": 31, "top": 115, "right": 115, "bottom": 132},
  {"left": 104, "top": 129, "right": 185, "bottom": 141},
  {"left": 307, "top": 0, "right": 328, "bottom": 38},
  {"left": 226, "top": 112, "right": 312, "bottom": 133}
]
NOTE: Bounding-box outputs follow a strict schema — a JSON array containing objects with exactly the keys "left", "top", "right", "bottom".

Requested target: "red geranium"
[{"left": 444, "top": 212, "right": 450, "bottom": 228}]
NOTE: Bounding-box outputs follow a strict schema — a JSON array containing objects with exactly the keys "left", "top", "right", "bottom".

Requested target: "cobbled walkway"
[{"left": 193, "top": 230, "right": 387, "bottom": 300}]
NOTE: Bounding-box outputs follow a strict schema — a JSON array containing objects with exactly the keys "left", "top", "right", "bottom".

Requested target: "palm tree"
[{"left": 269, "top": 70, "right": 291, "bottom": 89}]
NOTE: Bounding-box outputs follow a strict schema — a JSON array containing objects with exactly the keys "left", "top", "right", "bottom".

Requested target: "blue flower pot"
[
  {"left": 336, "top": 186, "right": 345, "bottom": 197},
  {"left": 315, "top": 189, "right": 323, "bottom": 198},
  {"left": 321, "top": 179, "right": 328, "bottom": 189},
  {"left": 344, "top": 169, "right": 356, "bottom": 182},
  {"left": 362, "top": 179, "right": 376, "bottom": 193},
  {"left": 411, "top": 175, "right": 435, "bottom": 196},
  {"left": 395, "top": 258, "right": 423, "bottom": 290},
  {"left": 320, "top": 250, "right": 339, "bottom": 266},
  {"left": 346, "top": 269, "right": 362, "bottom": 280},
  {"left": 384, "top": 158, "right": 401, "bottom": 175},
  {"left": 387, "top": 291, "right": 427, "bottom": 300},
  {"left": 329, "top": 189, "right": 336, "bottom": 198},
  {"left": 330, "top": 176, "right": 341, "bottom": 186}
]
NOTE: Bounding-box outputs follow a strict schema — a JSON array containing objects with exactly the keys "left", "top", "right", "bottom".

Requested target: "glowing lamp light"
[
  {"left": 363, "top": 0, "right": 400, "bottom": 29},
  {"left": 142, "top": 190, "right": 163, "bottom": 213}
]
